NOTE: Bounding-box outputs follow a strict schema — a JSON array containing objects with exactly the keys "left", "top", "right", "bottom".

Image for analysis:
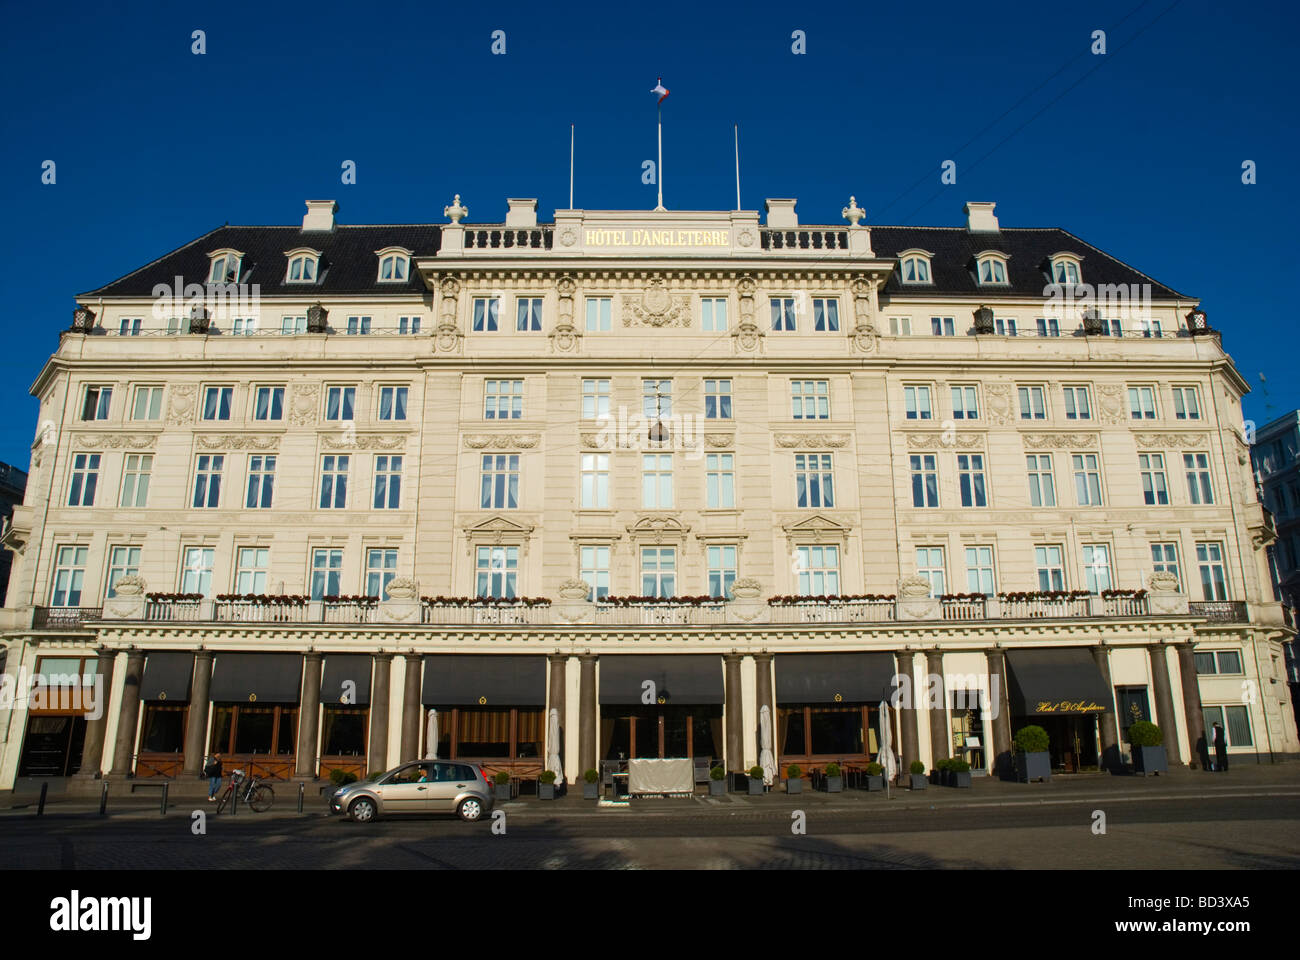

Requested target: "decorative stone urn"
[
  {"left": 102, "top": 575, "right": 148, "bottom": 620},
  {"left": 1146, "top": 570, "right": 1189, "bottom": 615},
  {"left": 379, "top": 576, "right": 421, "bottom": 624},
  {"left": 383, "top": 577, "right": 419, "bottom": 601},
  {"left": 725, "top": 577, "right": 770, "bottom": 624},
  {"left": 553, "top": 578, "right": 595, "bottom": 624},
  {"left": 111, "top": 574, "right": 146, "bottom": 597},
  {"left": 897, "top": 575, "right": 940, "bottom": 621}
]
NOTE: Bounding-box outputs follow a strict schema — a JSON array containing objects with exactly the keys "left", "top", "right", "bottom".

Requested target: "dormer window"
[
  {"left": 376, "top": 247, "right": 412, "bottom": 283},
  {"left": 976, "top": 252, "right": 1009, "bottom": 285},
  {"left": 285, "top": 249, "right": 321, "bottom": 284},
  {"left": 1050, "top": 254, "right": 1083, "bottom": 285},
  {"left": 207, "top": 251, "right": 242, "bottom": 284},
  {"left": 898, "top": 250, "right": 933, "bottom": 285}
]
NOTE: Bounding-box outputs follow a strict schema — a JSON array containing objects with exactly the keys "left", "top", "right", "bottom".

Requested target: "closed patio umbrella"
[
  {"left": 759, "top": 704, "right": 777, "bottom": 785},
  {"left": 425, "top": 709, "right": 438, "bottom": 759},
  {"left": 878, "top": 701, "right": 897, "bottom": 796},
  {"left": 547, "top": 707, "right": 564, "bottom": 783}
]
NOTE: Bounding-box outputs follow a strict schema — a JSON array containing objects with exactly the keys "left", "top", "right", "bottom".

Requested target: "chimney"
[
  {"left": 505, "top": 198, "right": 538, "bottom": 228},
  {"left": 764, "top": 198, "right": 798, "bottom": 229},
  {"left": 964, "top": 201, "right": 999, "bottom": 232},
  {"left": 302, "top": 200, "right": 338, "bottom": 232}
]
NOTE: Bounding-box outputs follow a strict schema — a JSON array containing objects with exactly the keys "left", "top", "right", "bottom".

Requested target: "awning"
[
  {"left": 775, "top": 652, "right": 897, "bottom": 704},
  {"left": 210, "top": 653, "right": 303, "bottom": 704},
  {"left": 599, "top": 655, "right": 723, "bottom": 705},
  {"left": 139, "top": 652, "right": 194, "bottom": 702},
  {"left": 422, "top": 655, "right": 546, "bottom": 707},
  {"left": 1006, "top": 648, "right": 1113, "bottom": 716},
  {"left": 320, "top": 654, "right": 372, "bottom": 706}
]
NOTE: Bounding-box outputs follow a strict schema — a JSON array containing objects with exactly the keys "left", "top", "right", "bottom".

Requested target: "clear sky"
[{"left": 1, "top": 0, "right": 1297, "bottom": 467}]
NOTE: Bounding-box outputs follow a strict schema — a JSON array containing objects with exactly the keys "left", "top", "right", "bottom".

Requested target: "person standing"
[
  {"left": 204, "top": 753, "right": 223, "bottom": 800},
  {"left": 1212, "top": 722, "right": 1229, "bottom": 772}
]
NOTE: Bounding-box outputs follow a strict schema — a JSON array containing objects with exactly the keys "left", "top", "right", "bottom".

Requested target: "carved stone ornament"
[
  {"left": 907, "top": 432, "right": 983, "bottom": 450},
  {"left": 167, "top": 384, "right": 198, "bottom": 424},
  {"left": 842, "top": 196, "right": 866, "bottom": 226},
  {"left": 322, "top": 433, "right": 407, "bottom": 451},
  {"left": 559, "top": 228, "right": 578, "bottom": 247},
  {"left": 197, "top": 434, "right": 279, "bottom": 450},
  {"left": 1096, "top": 384, "right": 1127, "bottom": 424},
  {"left": 443, "top": 194, "right": 467, "bottom": 223},
  {"left": 625, "top": 278, "right": 689, "bottom": 327},
  {"left": 737, "top": 276, "right": 757, "bottom": 298},
  {"left": 111, "top": 574, "right": 147, "bottom": 596},
  {"left": 736, "top": 228, "right": 756, "bottom": 247},
  {"left": 899, "top": 574, "right": 934, "bottom": 599},
  {"left": 984, "top": 383, "right": 1014, "bottom": 425},
  {"left": 704, "top": 433, "right": 734, "bottom": 448},
  {"left": 1135, "top": 433, "right": 1208, "bottom": 449},
  {"left": 627, "top": 515, "right": 690, "bottom": 544},
  {"left": 1147, "top": 571, "right": 1180, "bottom": 594},
  {"left": 1022, "top": 433, "right": 1099, "bottom": 449},
  {"left": 290, "top": 383, "right": 320, "bottom": 426},
  {"left": 775, "top": 433, "right": 850, "bottom": 448},
  {"left": 464, "top": 434, "right": 540, "bottom": 449},
  {"left": 729, "top": 576, "right": 763, "bottom": 600},
  {"left": 72, "top": 433, "right": 157, "bottom": 450},
  {"left": 383, "top": 576, "right": 419, "bottom": 601},
  {"left": 557, "top": 578, "right": 592, "bottom": 600},
  {"left": 851, "top": 324, "right": 878, "bottom": 354}
]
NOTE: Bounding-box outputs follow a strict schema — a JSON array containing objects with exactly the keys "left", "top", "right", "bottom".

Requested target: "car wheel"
[
  {"left": 457, "top": 797, "right": 484, "bottom": 822},
  {"left": 349, "top": 797, "right": 377, "bottom": 823}
]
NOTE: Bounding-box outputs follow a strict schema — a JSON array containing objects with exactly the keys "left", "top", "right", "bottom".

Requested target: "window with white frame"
[
  {"left": 516, "top": 297, "right": 543, "bottom": 331},
  {"left": 580, "top": 545, "right": 611, "bottom": 600},
  {"left": 1097, "top": 317, "right": 1122, "bottom": 337},
  {"left": 132, "top": 385, "right": 163, "bottom": 421},
  {"left": 1137, "top": 317, "right": 1163, "bottom": 338},
  {"left": 231, "top": 318, "right": 257, "bottom": 336},
  {"left": 181, "top": 547, "right": 215, "bottom": 596},
  {"left": 346, "top": 316, "right": 371, "bottom": 335},
  {"left": 281, "top": 315, "right": 307, "bottom": 334},
  {"left": 319, "top": 455, "right": 349, "bottom": 509},
  {"left": 582, "top": 379, "right": 610, "bottom": 419},
  {"left": 68, "top": 453, "right": 100, "bottom": 506},
  {"left": 476, "top": 545, "right": 519, "bottom": 599},
  {"left": 1035, "top": 317, "right": 1060, "bottom": 337},
  {"left": 904, "top": 384, "right": 932, "bottom": 420},
  {"left": 193, "top": 454, "right": 223, "bottom": 508},
  {"left": 889, "top": 317, "right": 912, "bottom": 336},
  {"left": 50, "top": 546, "right": 88, "bottom": 606},
  {"left": 378, "top": 385, "right": 408, "bottom": 421},
  {"left": 246, "top": 455, "right": 275, "bottom": 508},
  {"left": 1026, "top": 454, "right": 1056, "bottom": 507},
  {"left": 706, "top": 453, "right": 735, "bottom": 508},
  {"left": 311, "top": 548, "right": 344, "bottom": 600},
  {"left": 285, "top": 252, "right": 318, "bottom": 283},
  {"left": 202, "top": 386, "right": 233, "bottom": 421},
  {"left": 1128, "top": 385, "right": 1157, "bottom": 419},
  {"left": 1072, "top": 453, "right": 1102, "bottom": 505},
  {"left": 398, "top": 316, "right": 422, "bottom": 334},
  {"left": 1184, "top": 453, "right": 1214, "bottom": 504},
  {"left": 640, "top": 547, "right": 676, "bottom": 598},
  {"left": 930, "top": 316, "right": 956, "bottom": 336},
  {"left": 119, "top": 317, "right": 142, "bottom": 336},
  {"left": 373, "top": 455, "right": 402, "bottom": 509},
  {"left": 977, "top": 255, "right": 1008, "bottom": 285},
  {"left": 812, "top": 298, "right": 840, "bottom": 331},
  {"left": 253, "top": 386, "right": 284, "bottom": 421},
  {"left": 581, "top": 454, "right": 610, "bottom": 508},
  {"left": 965, "top": 546, "right": 995, "bottom": 595},
  {"left": 585, "top": 297, "right": 612, "bottom": 332},
  {"left": 1018, "top": 385, "right": 1047, "bottom": 420},
  {"left": 1050, "top": 256, "right": 1081, "bottom": 285},
  {"left": 1082, "top": 544, "right": 1113, "bottom": 593},
  {"left": 995, "top": 317, "right": 1017, "bottom": 336},
  {"left": 704, "top": 379, "right": 732, "bottom": 419},
  {"left": 484, "top": 380, "right": 522, "bottom": 420},
  {"left": 958, "top": 454, "right": 987, "bottom": 507},
  {"left": 166, "top": 317, "right": 181, "bottom": 335},
  {"left": 1150, "top": 542, "right": 1181, "bottom": 589},
  {"left": 701, "top": 297, "right": 728, "bottom": 331},
  {"left": 642, "top": 380, "right": 672, "bottom": 418},
  {"left": 105, "top": 546, "right": 141, "bottom": 599},
  {"left": 795, "top": 545, "right": 839, "bottom": 596},
  {"left": 641, "top": 453, "right": 674, "bottom": 508},
  {"left": 377, "top": 252, "right": 409, "bottom": 282},
  {"left": 910, "top": 454, "right": 938, "bottom": 508},
  {"left": 82, "top": 385, "right": 112, "bottom": 421},
  {"left": 120, "top": 454, "right": 151, "bottom": 508},
  {"left": 900, "top": 253, "right": 931, "bottom": 284},
  {"left": 1139, "top": 453, "right": 1169, "bottom": 505},
  {"left": 795, "top": 453, "right": 834, "bottom": 508},
  {"left": 707, "top": 545, "right": 738, "bottom": 599},
  {"left": 791, "top": 380, "right": 829, "bottom": 420},
  {"left": 770, "top": 297, "right": 796, "bottom": 331},
  {"left": 325, "top": 386, "right": 355, "bottom": 421},
  {"left": 209, "top": 252, "right": 241, "bottom": 284},
  {"left": 1035, "top": 545, "right": 1066, "bottom": 591},
  {"left": 1202, "top": 704, "right": 1253, "bottom": 748},
  {"left": 1172, "top": 386, "right": 1201, "bottom": 420},
  {"left": 915, "top": 547, "right": 946, "bottom": 596},
  {"left": 472, "top": 297, "right": 500, "bottom": 332},
  {"left": 366, "top": 548, "right": 398, "bottom": 597},
  {"left": 951, "top": 385, "right": 979, "bottom": 420},
  {"left": 480, "top": 454, "right": 520, "bottom": 509},
  {"left": 234, "top": 547, "right": 269, "bottom": 594},
  {"left": 1062, "top": 385, "right": 1091, "bottom": 420}
]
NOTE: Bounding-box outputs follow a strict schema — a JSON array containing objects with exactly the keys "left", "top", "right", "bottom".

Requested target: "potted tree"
[
  {"left": 823, "top": 762, "right": 843, "bottom": 793},
  {"left": 948, "top": 758, "right": 973, "bottom": 788},
  {"left": 492, "top": 771, "right": 512, "bottom": 802},
  {"left": 538, "top": 770, "right": 557, "bottom": 800},
  {"left": 709, "top": 765, "right": 727, "bottom": 797},
  {"left": 863, "top": 762, "right": 885, "bottom": 791},
  {"left": 1130, "top": 721, "right": 1167, "bottom": 775},
  {"left": 1014, "top": 724, "right": 1052, "bottom": 783},
  {"left": 748, "top": 765, "right": 765, "bottom": 795},
  {"left": 932, "top": 758, "right": 949, "bottom": 786},
  {"left": 582, "top": 768, "right": 600, "bottom": 800},
  {"left": 785, "top": 763, "right": 804, "bottom": 794},
  {"left": 909, "top": 760, "right": 928, "bottom": 791}
]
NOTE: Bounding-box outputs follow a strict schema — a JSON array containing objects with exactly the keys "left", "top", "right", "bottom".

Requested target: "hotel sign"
[
  {"left": 1033, "top": 699, "right": 1106, "bottom": 714},
  {"left": 583, "top": 228, "right": 731, "bottom": 248}
]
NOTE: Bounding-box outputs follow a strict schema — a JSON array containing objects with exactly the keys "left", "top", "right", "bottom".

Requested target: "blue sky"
[{"left": 1, "top": 0, "right": 1297, "bottom": 467}]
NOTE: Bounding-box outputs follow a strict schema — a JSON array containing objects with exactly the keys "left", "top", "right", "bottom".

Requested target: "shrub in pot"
[
  {"left": 538, "top": 769, "right": 557, "bottom": 800},
  {"left": 582, "top": 768, "right": 600, "bottom": 800},
  {"left": 909, "top": 759, "right": 928, "bottom": 791},
  {"left": 709, "top": 764, "right": 727, "bottom": 796},
  {"left": 329, "top": 768, "right": 358, "bottom": 788},
  {"left": 785, "top": 763, "right": 804, "bottom": 794},
  {"left": 748, "top": 764, "right": 766, "bottom": 796},
  {"left": 823, "top": 762, "right": 843, "bottom": 793},
  {"left": 864, "top": 761, "right": 885, "bottom": 792},
  {"left": 1014, "top": 724, "right": 1052, "bottom": 783},
  {"left": 1129, "top": 720, "right": 1167, "bottom": 775},
  {"left": 932, "top": 757, "right": 950, "bottom": 786},
  {"left": 493, "top": 770, "right": 512, "bottom": 801},
  {"left": 948, "top": 758, "right": 972, "bottom": 788}
]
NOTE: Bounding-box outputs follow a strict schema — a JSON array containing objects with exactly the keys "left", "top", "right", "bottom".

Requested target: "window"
[
  {"left": 770, "top": 297, "right": 796, "bottom": 331},
  {"left": 281, "top": 315, "right": 307, "bottom": 334},
  {"left": 951, "top": 385, "right": 979, "bottom": 420},
  {"left": 585, "top": 297, "right": 612, "bottom": 332},
  {"left": 900, "top": 254, "right": 931, "bottom": 284},
  {"left": 1195, "top": 650, "right": 1244, "bottom": 675},
  {"left": 1184, "top": 453, "right": 1214, "bottom": 504},
  {"left": 995, "top": 317, "right": 1017, "bottom": 336},
  {"left": 1196, "top": 542, "right": 1229, "bottom": 600},
  {"left": 1035, "top": 317, "right": 1060, "bottom": 337},
  {"left": 120, "top": 454, "right": 151, "bottom": 507},
  {"left": 812, "top": 298, "right": 840, "bottom": 332},
  {"left": 1128, "top": 386, "right": 1157, "bottom": 420},
  {"left": 1202, "top": 705, "right": 1253, "bottom": 748},
  {"left": 1051, "top": 257, "right": 1081, "bottom": 284},
  {"left": 286, "top": 253, "right": 317, "bottom": 283},
  {"left": 181, "top": 547, "right": 215, "bottom": 596},
  {"left": 231, "top": 318, "right": 257, "bottom": 336},
  {"left": 477, "top": 546, "right": 518, "bottom": 599},
  {"left": 704, "top": 379, "right": 732, "bottom": 419},
  {"left": 791, "top": 380, "right": 830, "bottom": 420},
  {"left": 105, "top": 546, "right": 141, "bottom": 599},
  {"left": 707, "top": 545, "right": 738, "bottom": 598},
  {"left": 580, "top": 545, "right": 611, "bottom": 600},
  {"left": 378, "top": 253, "right": 409, "bottom": 282},
  {"left": 515, "top": 298, "right": 543, "bottom": 331},
  {"left": 166, "top": 317, "right": 181, "bottom": 335},
  {"left": 131, "top": 386, "right": 163, "bottom": 421},
  {"left": 915, "top": 547, "right": 946, "bottom": 596},
  {"left": 903, "top": 385, "right": 932, "bottom": 420},
  {"left": 641, "top": 453, "right": 673, "bottom": 508},
  {"left": 50, "top": 546, "right": 88, "bottom": 606},
  {"left": 642, "top": 380, "right": 673, "bottom": 419},
  {"left": 235, "top": 547, "right": 269, "bottom": 594},
  {"left": 795, "top": 453, "right": 834, "bottom": 508},
  {"left": 706, "top": 453, "right": 735, "bottom": 508},
  {"left": 209, "top": 253, "right": 240, "bottom": 283},
  {"left": 1035, "top": 545, "right": 1066, "bottom": 591},
  {"left": 958, "top": 454, "right": 987, "bottom": 507},
  {"left": 480, "top": 454, "right": 520, "bottom": 509},
  {"left": 1150, "top": 543, "right": 1181, "bottom": 589},
  {"left": 1172, "top": 386, "right": 1201, "bottom": 420},
  {"left": 1137, "top": 317, "right": 1163, "bottom": 338},
  {"left": 910, "top": 454, "right": 939, "bottom": 508},
  {"left": 119, "top": 317, "right": 142, "bottom": 336},
  {"left": 581, "top": 454, "right": 610, "bottom": 508},
  {"left": 253, "top": 386, "right": 285, "bottom": 421},
  {"left": 640, "top": 547, "right": 676, "bottom": 598},
  {"left": 1018, "top": 386, "right": 1047, "bottom": 420},
  {"left": 1025, "top": 454, "right": 1056, "bottom": 507},
  {"left": 1097, "top": 318, "right": 1123, "bottom": 337},
  {"left": 965, "top": 546, "right": 995, "bottom": 595},
  {"left": 346, "top": 316, "right": 371, "bottom": 336},
  {"left": 82, "top": 385, "right": 112, "bottom": 421},
  {"left": 193, "top": 454, "right": 223, "bottom": 508},
  {"left": 374, "top": 455, "right": 402, "bottom": 509},
  {"left": 977, "top": 256, "right": 1007, "bottom": 285},
  {"left": 246, "top": 455, "right": 275, "bottom": 508},
  {"left": 378, "top": 385, "right": 408, "bottom": 421},
  {"left": 366, "top": 548, "right": 398, "bottom": 597},
  {"left": 930, "top": 316, "right": 956, "bottom": 336},
  {"left": 202, "top": 386, "right": 233, "bottom": 421},
  {"left": 319, "top": 455, "right": 349, "bottom": 509},
  {"left": 399, "top": 316, "right": 422, "bottom": 334},
  {"left": 325, "top": 386, "right": 355, "bottom": 421},
  {"left": 1139, "top": 453, "right": 1170, "bottom": 506},
  {"left": 795, "top": 545, "right": 839, "bottom": 595},
  {"left": 67, "top": 453, "right": 100, "bottom": 506},
  {"left": 701, "top": 298, "right": 728, "bottom": 331},
  {"left": 889, "top": 317, "right": 912, "bottom": 336},
  {"left": 472, "top": 297, "right": 500, "bottom": 332},
  {"left": 582, "top": 379, "right": 610, "bottom": 419},
  {"left": 311, "top": 548, "right": 344, "bottom": 600},
  {"left": 1072, "top": 454, "right": 1102, "bottom": 505},
  {"left": 1082, "top": 544, "right": 1113, "bottom": 593},
  {"left": 1062, "top": 386, "right": 1091, "bottom": 420},
  {"left": 484, "top": 380, "right": 522, "bottom": 420}
]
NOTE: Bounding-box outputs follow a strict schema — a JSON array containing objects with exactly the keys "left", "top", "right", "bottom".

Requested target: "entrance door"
[{"left": 18, "top": 716, "right": 87, "bottom": 777}]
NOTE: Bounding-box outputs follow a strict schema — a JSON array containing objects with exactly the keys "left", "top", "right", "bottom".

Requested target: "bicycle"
[{"left": 214, "top": 769, "right": 275, "bottom": 813}]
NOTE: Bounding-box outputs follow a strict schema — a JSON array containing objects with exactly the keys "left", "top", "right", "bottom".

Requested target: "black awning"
[
  {"left": 598, "top": 655, "right": 723, "bottom": 705},
  {"left": 210, "top": 653, "right": 303, "bottom": 704},
  {"left": 321, "top": 654, "right": 372, "bottom": 706},
  {"left": 775, "top": 652, "right": 898, "bottom": 704},
  {"left": 1006, "top": 648, "right": 1113, "bottom": 716},
  {"left": 140, "top": 652, "right": 193, "bottom": 702},
  {"left": 422, "top": 655, "right": 547, "bottom": 707}
]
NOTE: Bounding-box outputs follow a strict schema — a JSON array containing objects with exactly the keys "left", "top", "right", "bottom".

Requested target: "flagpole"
[
  {"left": 656, "top": 103, "right": 664, "bottom": 211},
  {"left": 734, "top": 124, "right": 741, "bottom": 210},
  {"left": 569, "top": 123, "right": 575, "bottom": 209}
]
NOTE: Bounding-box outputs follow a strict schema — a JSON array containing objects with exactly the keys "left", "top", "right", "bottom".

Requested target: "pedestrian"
[
  {"left": 1212, "top": 722, "right": 1228, "bottom": 772},
  {"left": 1196, "top": 732, "right": 1211, "bottom": 772},
  {"left": 204, "top": 752, "right": 223, "bottom": 800}
]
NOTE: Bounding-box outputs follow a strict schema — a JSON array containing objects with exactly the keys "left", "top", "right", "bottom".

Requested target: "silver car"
[{"left": 329, "top": 760, "right": 493, "bottom": 823}]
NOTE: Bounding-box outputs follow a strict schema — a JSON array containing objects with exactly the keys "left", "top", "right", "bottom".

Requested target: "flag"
[{"left": 651, "top": 77, "right": 669, "bottom": 105}]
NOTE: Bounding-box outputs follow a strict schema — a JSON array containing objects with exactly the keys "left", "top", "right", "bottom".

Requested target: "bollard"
[
  {"left": 98, "top": 779, "right": 109, "bottom": 816},
  {"left": 230, "top": 781, "right": 236, "bottom": 817},
  {"left": 297, "top": 781, "right": 304, "bottom": 814},
  {"left": 160, "top": 782, "right": 169, "bottom": 816},
  {"left": 37, "top": 782, "right": 48, "bottom": 816}
]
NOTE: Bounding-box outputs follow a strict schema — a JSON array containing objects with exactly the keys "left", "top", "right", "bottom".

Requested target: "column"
[
  {"left": 109, "top": 650, "right": 146, "bottom": 776},
  {"left": 547, "top": 655, "right": 567, "bottom": 782},
  {"left": 294, "top": 652, "right": 323, "bottom": 778},
  {"left": 367, "top": 654, "right": 392, "bottom": 773},
  {"left": 181, "top": 651, "right": 214, "bottom": 776},
  {"left": 1091, "top": 646, "right": 1121, "bottom": 771},
  {"left": 724, "top": 655, "right": 744, "bottom": 773},
  {"left": 753, "top": 653, "right": 774, "bottom": 769},
  {"left": 986, "top": 649, "right": 1012, "bottom": 778},
  {"left": 924, "top": 649, "right": 948, "bottom": 766},
  {"left": 578, "top": 655, "right": 597, "bottom": 776},
  {"left": 74, "top": 647, "right": 117, "bottom": 779},
  {"left": 1147, "top": 644, "right": 1182, "bottom": 765},
  {"left": 399, "top": 653, "right": 423, "bottom": 763},
  {"left": 896, "top": 651, "right": 920, "bottom": 777},
  {"left": 1176, "top": 642, "right": 1206, "bottom": 769}
]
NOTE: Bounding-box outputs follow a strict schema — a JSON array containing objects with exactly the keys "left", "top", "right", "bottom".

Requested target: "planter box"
[
  {"left": 950, "top": 771, "right": 972, "bottom": 788},
  {"left": 709, "top": 779, "right": 727, "bottom": 797},
  {"left": 824, "top": 776, "right": 843, "bottom": 793},
  {"left": 494, "top": 783, "right": 512, "bottom": 802},
  {"left": 909, "top": 774, "right": 928, "bottom": 791},
  {"left": 582, "top": 782, "right": 599, "bottom": 800},
  {"left": 538, "top": 783, "right": 555, "bottom": 800},
  {"left": 786, "top": 778, "right": 803, "bottom": 794},
  {"left": 748, "top": 778, "right": 765, "bottom": 796},
  {"left": 1017, "top": 751, "right": 1052, "bottom": 783},
  {"left": 1133, "top": 744, "right": 1167, "bottom": 776},
  {"left": 864, "top": 775, "right": 885, "bottom": 792},
  {"left": 930, "top": 770, "right": 944, "bottom": 786}
]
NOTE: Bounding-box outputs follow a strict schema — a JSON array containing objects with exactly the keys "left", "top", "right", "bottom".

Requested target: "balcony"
[
  {"left": 32, "top": 606, "right": 102, "bottom": 630},
  {"left": 768, "top": 598, "right": 895, "bottom": 625},
  {"left": 1188, "top": 601, "right": 1249, "bottom": 623}
]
